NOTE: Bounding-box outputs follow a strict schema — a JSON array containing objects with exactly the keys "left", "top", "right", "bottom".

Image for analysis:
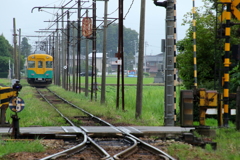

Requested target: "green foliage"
[
  {"left": 96, "top": 23, "right": 138, "bottom": 59},
  {"left": 0, "top": 72, "right": 8, "bottom": 78},
  {"left": 0, "top": 35, "right": 13, "bottom": 72},
  {"left": 21, "top": 37, "right": 32, "bottom": 57},
  {"left": 229, "top": 65, "right": 240, "bottom": 92},
  {"left": 176, "top": 1, "right": 224, "bottom": 89},
  {"left": 143, "top": 72, "right": 150, "bottom": 77}
]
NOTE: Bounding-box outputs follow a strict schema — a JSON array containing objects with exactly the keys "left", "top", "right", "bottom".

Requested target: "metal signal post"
[{"left": 154, "top": 0, "right": 177, "bottom": 126}]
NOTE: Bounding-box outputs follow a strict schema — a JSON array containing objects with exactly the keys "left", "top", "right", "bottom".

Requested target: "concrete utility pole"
[
  {"left": 77, "top": 0, "right": 81, "bottom": 93},
  {"left": 116, "top": 0, "right": 124, "bottom": 110},
  {"left": 135, "top": 0, "right": 146, "bottom": 118},
  {"left": 66, "top": 11, "right": 70, "bottom": 90},
  {"left": 56, "top": 13, "right": 60, "bottom": 86},
  {"left": 13, "top": 18, "right": 18, "bottom": 79},
  {"left": 101, "top": 0, "right": 108, "bottom": 104},
  {"left": 61, "top": 7, "right": 66, "bottom": 89},
  {"left": 91, "top": 0, "right": 97, "bottom": 101},
  {"left": 18, "top": 28, "right": 21, "bottom": 80},
  {"left": 154, "top": 0, "right": 177, "bottom": 126},
  {"left": 85, "top": 10, "right": 89, "bottom": 97}
]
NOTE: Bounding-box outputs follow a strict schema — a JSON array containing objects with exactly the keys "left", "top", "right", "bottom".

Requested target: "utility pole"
[
  {"left": 77, "top": 0, "right": 81, "bottom": 93},
  {"left": 56, "top": 13, "right": 60, "bottom": 86},
  {"left": 61, "top": 7, "right": 65, "bottom": 89},
  {"left": 101, "top": 0, "right": 108, "bottom": 104},
  {"left": 144, "top": 41, "right": 148, "bottom": 73},
  {"left": 91, "top": 0, "right": 97, "bottom": 101},
  {"left": 154, "top": 0, "right": 176, "bottom": 126},
  {"left": 18, "top": 28, "right": 21, "bottom": 80},
  {"left": 85, "top": 10, "right": 89, "bottom": 97},
  {"left": 135, "top": 0, "right": 146, "bottom": 118},
  {"left": 67, "top": 11, "right": 70, "bottom": 90},
  {"left": 13, "top": 18, "right": 18, "bottom": 80},
  {"left": 62, "top": 8, "right": 67, "bottom": 90},
  {"left": 116, "top": 0, "right": 124, "bottom": 110}
]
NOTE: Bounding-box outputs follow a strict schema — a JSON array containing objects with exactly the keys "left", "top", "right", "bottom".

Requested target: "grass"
[
  {"left": 0, "top": 139, "right": 45, "bottom": 157},
  {"left": 168, "top": 128, "right": 240, "bottom": 160},
  {"left": 79, "top": 76, "right": 155, "bottom": 84},
  {"left": 1, "top": 78, "right": 240, "bottom": 159}
]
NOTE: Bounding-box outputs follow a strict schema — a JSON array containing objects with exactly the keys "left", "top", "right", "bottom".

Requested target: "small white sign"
[{"left": 115, "top": 60, "right": 122, "bottom": 65}]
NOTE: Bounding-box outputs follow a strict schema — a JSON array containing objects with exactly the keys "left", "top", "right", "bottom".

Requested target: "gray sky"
[{"left": 0, "top": 0, "right": 204, "bottom": 55}]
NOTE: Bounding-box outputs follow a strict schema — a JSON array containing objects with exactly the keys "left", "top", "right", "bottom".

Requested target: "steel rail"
[
  {"left": 87, "top": 137, "right": 112, "bottom": 160},
  {"left": 45, "top": 87, "right": 176, "bottom": 159},
  {"left": 45, "top": 87, "right": 113, "bottom": 126},
  {"left": 36, "top": 88, "right": 75, "bottom": 126},
  {"left": 113, "top": 136, "right": 138, "bottom": 159},
  {"left": 125, "top": 132, "right": 175, "bottom": 160},
  {"left": 36, "top": 88, "right": 111, "bottom": 160},
  {"left": 39, "top": 131, "right": 87, "bottom": 160}
]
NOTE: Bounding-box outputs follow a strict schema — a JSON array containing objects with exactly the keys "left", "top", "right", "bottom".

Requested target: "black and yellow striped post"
[
  {"left": 223, "top": 0, "right": 231, "bottom": 127},
  {"left": 192, "top": 0, "right": 197, "bottom": 87}
]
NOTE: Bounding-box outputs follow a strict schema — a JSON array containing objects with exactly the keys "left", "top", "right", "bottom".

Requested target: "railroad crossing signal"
[
  {"left": 232, "top": 0, "right": 240, "bottom": 20},
  {"left": 219, "top": 0, "right": 240, "bottom": 21}
]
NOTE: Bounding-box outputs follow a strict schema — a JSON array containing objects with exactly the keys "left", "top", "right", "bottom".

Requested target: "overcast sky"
[{"left": 0, "top": 0, "right": 204, "bottom": 55}]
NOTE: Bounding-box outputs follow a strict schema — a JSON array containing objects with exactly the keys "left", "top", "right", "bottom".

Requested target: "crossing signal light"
[{"left": 12, "top": 81, "right": 22, "bottom": 92}]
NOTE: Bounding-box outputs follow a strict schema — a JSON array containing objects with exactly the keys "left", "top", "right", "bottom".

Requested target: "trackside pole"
[
  {"left": 153, "top": 0, "right": 177, "bottom": 126},
  {"left": 11, "top": 114, "right": 20, "bottom": 139}
]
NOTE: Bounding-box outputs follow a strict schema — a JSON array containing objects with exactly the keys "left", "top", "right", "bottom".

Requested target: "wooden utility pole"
[{"left": 135, "top": 0, "right": 146, "bottom": 118}]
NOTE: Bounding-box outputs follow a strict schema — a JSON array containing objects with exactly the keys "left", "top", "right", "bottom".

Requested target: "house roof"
[{"left": 89, "top": 53, "right": 108, "bottom": 58}]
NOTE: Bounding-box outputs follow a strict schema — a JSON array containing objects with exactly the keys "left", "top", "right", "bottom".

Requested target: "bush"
[
  {"left": 143, "top": 72, "right": 150, "bottom": 77},
  {"left": 0, "top": 72, "right": 8, "bottom": 78}
]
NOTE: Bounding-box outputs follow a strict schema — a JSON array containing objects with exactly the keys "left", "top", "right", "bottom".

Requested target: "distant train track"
[{"left": 35, "top": 87, "right": 176, "bottom": 160}]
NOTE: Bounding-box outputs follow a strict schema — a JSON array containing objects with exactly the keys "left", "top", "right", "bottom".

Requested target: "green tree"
[
  {"left": 21, "top": 37, "right": 32, "bottom": 57},
  {"left": 96, "top": 23, "right": 138, "bottom": 70},
  {"left": 0, "top": 35, "right": 13, "bottom": 74},
  {"left": 177, "top": 0, "right": 240, "bottom": 90},
  {"left": 176, "top": 1, "right": 224, "bottom": 89}
]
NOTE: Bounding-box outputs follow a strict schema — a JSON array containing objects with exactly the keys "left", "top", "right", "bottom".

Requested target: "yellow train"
[{"left": 27, "top": 52, "right": 53, "bottom": 87}]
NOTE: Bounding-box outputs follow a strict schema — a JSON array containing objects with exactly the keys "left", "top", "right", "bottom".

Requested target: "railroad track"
[{"left": 35, "top": 87, "right": 176, "bottom": 160}]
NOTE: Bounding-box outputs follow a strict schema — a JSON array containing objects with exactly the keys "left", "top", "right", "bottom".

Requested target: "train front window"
[
  {"left": 46, "top": 61, "right": 52, "bottom": 68},
  {"left": 28, "top": 61, "right": 35, "bottom": 68},
  {"left": 38, "top": 61, "right": 43, "bottom": 68}
]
